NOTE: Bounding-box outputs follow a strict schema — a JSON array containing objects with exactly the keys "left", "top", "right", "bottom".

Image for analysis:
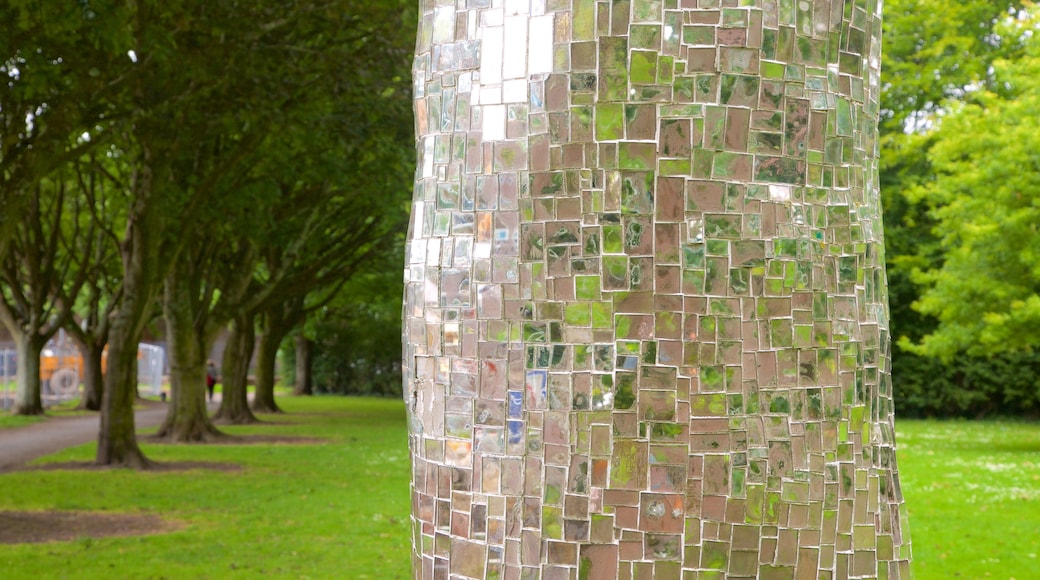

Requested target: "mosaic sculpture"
[{"left": 404, "top": 0, "right": 911, "bottom": 577}]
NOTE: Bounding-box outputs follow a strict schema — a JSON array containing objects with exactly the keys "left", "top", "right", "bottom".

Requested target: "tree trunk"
[
  {"left": 252, "top": 312, "right": 290, "bottom": 413},
  {"left": 96, "top": 122, "right": 163, "bottom": 468},
  {"left": 97, "top": 313, "right": 151, "bottom": 467},
  {"left": 155, "top": 267, "right": 224, "bottom": 442},
  {"left": 70, "top": 333, "right": 104, "bottom": 411},
  {"left": 292, "top": 334, "right": 313, "bottom": 397},
  {"left": 79, "top": 342, "right": 104, "bottom": 411},
  {"left": 11, "top": 331, "right": 45, "bottom": 416},
  {"left": 214, "top": 314, "right": 259, "bottom": 423}
]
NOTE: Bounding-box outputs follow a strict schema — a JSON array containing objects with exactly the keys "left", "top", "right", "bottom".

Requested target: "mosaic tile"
[{"left": 406, "top": 0, "right": 910, "bottom": 577}]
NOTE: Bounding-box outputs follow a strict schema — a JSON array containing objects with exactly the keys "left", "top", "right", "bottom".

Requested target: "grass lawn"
[
  {"left": 0, "top": 381, "right": 38, "bottom": 428},
  {"left": 0, "top": 414, "right": 44, "bottom": 429},
  {"left": 0, "top": 396, "right": 412, "bottom": 579},
  {"left": 0, "top": 400, "right": 91, "bottom": 429},
  {"left": 897, "top": 419, "right": 1040, "bottom": 579},
  {"left": 2, "top": 397, "right": 1038, "bottom": 579}
]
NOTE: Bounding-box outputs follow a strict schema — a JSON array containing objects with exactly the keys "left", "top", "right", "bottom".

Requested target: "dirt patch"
[{"left": 0, "top": 511, "right": 178, "bottom": 544}]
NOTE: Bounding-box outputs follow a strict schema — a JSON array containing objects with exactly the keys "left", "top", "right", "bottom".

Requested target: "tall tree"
[
  {"left": 93, "top": 0, "right": 402, "bottom": 458},
  {"left": 97, "top": 1, "right": 218, "bottom": 466},
  {"left": 213, "top": 0, "right": 415, "bottom": 418},
  {"left": 904, "top": 8, "right": 1040, "bottom": 357},
  {"left": 0, "top": 2, "right": 132, "bottom": 419},
  {"left": 0, "top": 180, "right": 95, "bottom": 414},
  {"left": 220, "top": 182, "right": 401, "bottom": 419},
  {"left": 64, "top": 151, "right": 125, "bottom": 411},
  {"left": 881, "top": 0, "right": 1027, "bottom": 342},
  {"left": 878, "top": 0, "right": 1037, "bottom": 415},
  {"left": 97, "top": 0, "right": 295, "bottom": 461},
  {"left": 157, "top": 232, "right": 257, "bottom": 440},
  {"left": 150, "top": 77, "right": 275, "bottom": 437},
  {"left": 157, "top": 0, "right": 413, "bottom": 430}
]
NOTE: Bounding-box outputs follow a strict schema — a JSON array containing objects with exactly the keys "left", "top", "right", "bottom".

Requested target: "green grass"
[
  {"left": 0, "top": 396, "right": 411, "bottom": 579},
  {"left": 0, "top": 399, "right": 91, "bottom": 429},
  {"left": 897, "top": 420, "right": 1040, "bottom": 579},
  {"left": 2, "top": 400, "right": 1038, "bottom": 579},
  {"left": 0, "top": 414, "right": 44, "bottom": 429}
]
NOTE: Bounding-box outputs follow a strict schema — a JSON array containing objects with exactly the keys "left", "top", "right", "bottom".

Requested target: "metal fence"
[
  {"left": 0, "top": 347, "right": 14, "bottom": 411},
  {"left": 0, "top": 339, "right": 167, "bottom": 410}
]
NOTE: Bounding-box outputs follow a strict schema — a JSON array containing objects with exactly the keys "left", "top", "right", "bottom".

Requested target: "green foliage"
[
  {"left": 906, "top": 9, "right": 1040, "bottom": 356},
  {"left": 309, "top": 268, "right": 405, "bottom": 397},
  {"left": 898, "top": 420, "right": 1040, "bottom": 578},
  {"left": 880, "top": 0, "right": 1026, "bottom": 327},
  {"left": 0, "top": 397, "right": 411, "bottom": 579},
  {"left": 881, "top": 0, "right": 1025, "bottom": 133},
  {"left": 880, "top": 0, "right": 1040, "bottom": 415},
  {"left": 0, "top": 0, "right": 418, "bottom": 444},
  {"left": 894, "top": 351, "right": 1040, "bottom": 417},
  {"left": 0, "top": 0, "right": 131, "bottom": 249}
]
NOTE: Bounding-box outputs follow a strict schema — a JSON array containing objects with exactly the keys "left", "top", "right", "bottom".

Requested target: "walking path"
[{"left": 0, "top": 399, "right": 218, "bottom": 471}]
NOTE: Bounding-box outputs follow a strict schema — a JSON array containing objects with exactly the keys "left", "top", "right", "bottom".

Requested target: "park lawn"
[
  {"left": 0, "top": 396, "right": 412, "bottom": 579},
  {"left": 0, "top": 381, "right": 41, "bottom": 428},
  {"left": 897, "top": 419, "right": 1040, "bottom": 579},
  {"left": 2, "top": 398, "right": 1039, "bottom": 579},
  {"left": 0, "top": 414, "right": 43, "bottom": 429},
  {"left": 0, "top": 400, "right": 92, "bottom": 429}
]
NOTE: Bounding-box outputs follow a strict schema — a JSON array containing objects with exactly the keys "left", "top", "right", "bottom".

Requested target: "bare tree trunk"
[
  {"left": 79, "top": 343, "right": 105, "bottom": 411},
  {"left": 292, "top": 334, "right": 313, "bottom": 397},
  {"left": 98, "top": 313, "right": 151, "bottom": 467},
  {"left": 68, "top": 332, "right": 104, "bottom": 411},
  {"left": 11, "top": 331, "right": 45, "bottom": 416},
  {"left": 214, "top": 314, "right": 258, "bottom": 423},
  {"left": 251, "top": 322, "right": 285, "bottom": 413},
  {"left": 155, "top": 266, "right": 224, "bottom": 442}
]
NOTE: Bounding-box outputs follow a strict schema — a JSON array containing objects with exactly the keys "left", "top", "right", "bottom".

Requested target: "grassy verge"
[
  {"left": 2, "top": 399, "right": 1037, "bottom": 579},
  {"left": 0, "top": 399, "right": 92, "bottom": 429},
  {"left": 897, "top": 419, "right": 1040, "bottom": 579},
  {"left": 0, "top": 414, "right": 44, "bottom": 429},
  {"left": 0, "top": 396, "right": 411, "bottom": 579}
]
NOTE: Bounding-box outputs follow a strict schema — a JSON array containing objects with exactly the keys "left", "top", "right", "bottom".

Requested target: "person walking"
[{"left": 205, "top": 360, "right": 218, "bottom": 402}]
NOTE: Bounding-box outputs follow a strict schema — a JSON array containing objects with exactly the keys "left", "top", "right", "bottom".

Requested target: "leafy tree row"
[{"left": 0, "top": 0, "right": 415, "bottom": 466}]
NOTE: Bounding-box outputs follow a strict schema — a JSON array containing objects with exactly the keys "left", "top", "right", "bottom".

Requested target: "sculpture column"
[{"left": 404, "top": 1, "right": 911, "bottom": 577}]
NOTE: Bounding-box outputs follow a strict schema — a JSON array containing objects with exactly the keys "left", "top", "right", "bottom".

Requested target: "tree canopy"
[
  {"left": 879, "top": 0, "right": 1040, "bottom": 416},
  {"left": 0, "top": 0, "right": 417, "bottom": 462},
  {"left": 905, "top": 8, "right": 1040, "bottom": 357}
]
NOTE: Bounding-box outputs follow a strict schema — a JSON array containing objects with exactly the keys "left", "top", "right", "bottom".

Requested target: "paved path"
[{"left": 0, "top": 400, "right": 217, "bottom": 471}]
